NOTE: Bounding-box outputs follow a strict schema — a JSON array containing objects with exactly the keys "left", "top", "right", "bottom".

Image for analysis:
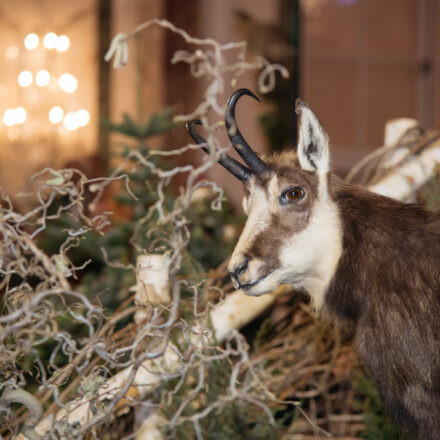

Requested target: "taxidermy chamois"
[{"left": 187, "top": 89, "right": 440, "bottom": 439}]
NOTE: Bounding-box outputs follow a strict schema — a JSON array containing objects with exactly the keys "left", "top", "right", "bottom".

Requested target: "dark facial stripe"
[
  {"left": 246, "top": 205, "right": 312, "bottom": 278},
  {"left": 246, "top": 214, "right": 283, "bottom": 277}
]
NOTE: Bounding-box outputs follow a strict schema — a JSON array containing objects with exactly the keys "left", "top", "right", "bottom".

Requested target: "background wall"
[{"left": 301, "top": 0, "right": 439, "bottom": 172}]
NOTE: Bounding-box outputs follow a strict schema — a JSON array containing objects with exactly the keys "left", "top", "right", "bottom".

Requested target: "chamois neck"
[{"left": 324, "top": 174, "right": 434, "bottom": 329}]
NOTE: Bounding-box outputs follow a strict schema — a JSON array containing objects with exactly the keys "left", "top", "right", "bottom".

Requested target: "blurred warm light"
[
  {"left": 76, "top": 109, "right": 90, "bottom": 127},
  {"left": 48, "top": 106, "right": 64, "bottom": 124},
  {"left": 43, "top": 32, "right": 57, "bottom": 49},
  {"left": 18, "top": 70, "right": 33, "bottom": 88},
  {"left": 63, "top": 111, "right": 78, "bottom": 131},
  {"left": 36, "top": 69, "right": 50, "bottom": 87},
  {"left": 6, "top": 46, "right": 19, "bottom": 60},
  {"left": 56, "top": 35, "right": 70, "bottom": 52},
  {"left": 24, "top": 33, "right": 39, "bottom": 50},
  {"left": 3, "top": 109, "right": 15, "bottom": 126},
  {"left": 60, "top": 110, "right": 89, "bottom": 131},
  {"left": 58, "top": 73, "right": 77, "bottom": 93},
  {"left": 15, "top": 107, "right": 27, "bottom": 124},
  {"left": 3, "top": 107, "right": 27, "bottom": 127}
]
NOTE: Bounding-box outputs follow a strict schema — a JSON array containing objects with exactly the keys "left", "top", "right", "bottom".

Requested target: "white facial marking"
[
  {"left": 277, "top": 197, "right": 342, "bottom": 310},
  {"left": 242, "top": 196, "right": 249, "bottom": 215}
]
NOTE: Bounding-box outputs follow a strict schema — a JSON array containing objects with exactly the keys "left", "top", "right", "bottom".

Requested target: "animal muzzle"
[
  {"left": 229, "top": 255, "right": 249, "bottom": 287},
  {"left": 228, "top": 253, "right": 268, "bottom": 289}
]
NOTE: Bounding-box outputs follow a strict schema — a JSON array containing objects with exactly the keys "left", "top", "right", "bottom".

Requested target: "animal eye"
[{"left": 281, "top": 187, "right": 305, "bottom": 203}]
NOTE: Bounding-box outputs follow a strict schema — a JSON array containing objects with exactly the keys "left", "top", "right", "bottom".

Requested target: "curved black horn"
[
  {"left": 225, "top": 89, "right": 269, "bottom": 175},
  {"left": 186, "top": 120, "right": 252, "bottom": 182}
]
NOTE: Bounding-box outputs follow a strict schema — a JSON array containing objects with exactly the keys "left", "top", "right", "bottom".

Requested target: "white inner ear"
[{"left": 297, "top": 105, "right": 329, "bottom": 175}]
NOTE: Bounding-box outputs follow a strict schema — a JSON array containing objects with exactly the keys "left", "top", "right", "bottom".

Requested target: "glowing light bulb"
[
  {"left": 49, "top": 106, "right": 64, "bottom": 124},
  {"left": 56, "top": 35, "right": 70, "bottom": 52},
  {"left": 18, "top": 70, "right": 33, "bottom": 87},
  {"left": 76, "top": 109, "right": 89, "bottom": 127},
  {"left": 15, "top": 107, "right": 27, "bottom": 125},
  {"left": 43, "top": 32, "right": 57, "bottom": 49},
  {"left": 35, "top": 69, "right": 50, "bottom": 87},
  {"left": 63, "top": 112, "right": 78, "bottom": 130},
  {"left": 3, "top": 108, "right": 27, "bottom": 126},
  {"left": 6, "top": 46, "right": 19, "bottom": 60},
  {"left": 58, "top": 73, "right": 77, "bottom": 93},
  {"left": 3, "top": 109, "right": 16, "bottom": 127},
  {"left": 24, "top": 33, "right": 39, "bottom": 50}
]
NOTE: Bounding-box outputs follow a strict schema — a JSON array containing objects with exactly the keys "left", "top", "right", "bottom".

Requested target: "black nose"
[{"left": 231, "top": 258, "right": 248, "bottom": 280}]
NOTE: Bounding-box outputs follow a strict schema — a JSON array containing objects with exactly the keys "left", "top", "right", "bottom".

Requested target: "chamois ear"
[{"left": 295, "top": 100, "right": 329, "bottom": 175}]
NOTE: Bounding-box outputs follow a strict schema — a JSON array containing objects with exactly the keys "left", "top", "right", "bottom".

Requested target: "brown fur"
[{"left": 325, "top": 174, "right": 440, "bottom": 438}]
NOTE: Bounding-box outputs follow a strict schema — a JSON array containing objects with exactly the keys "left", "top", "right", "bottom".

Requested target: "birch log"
[
  {"left": 14, "top": 118, "right": 440, "bottom": 440},
  {"left": 367, "top": 139, "right": 440, "bottom": 201},
  {"left": 132, "top": 254, "right": 171, "bottom": 323},
  {"left": 364, "top": 118, "right": 440, "bottom": 201}
]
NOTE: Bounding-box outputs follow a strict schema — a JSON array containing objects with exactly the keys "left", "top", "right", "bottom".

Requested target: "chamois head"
[{"left": 187, "top": 89, "right": 342, "bottom": 308}]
